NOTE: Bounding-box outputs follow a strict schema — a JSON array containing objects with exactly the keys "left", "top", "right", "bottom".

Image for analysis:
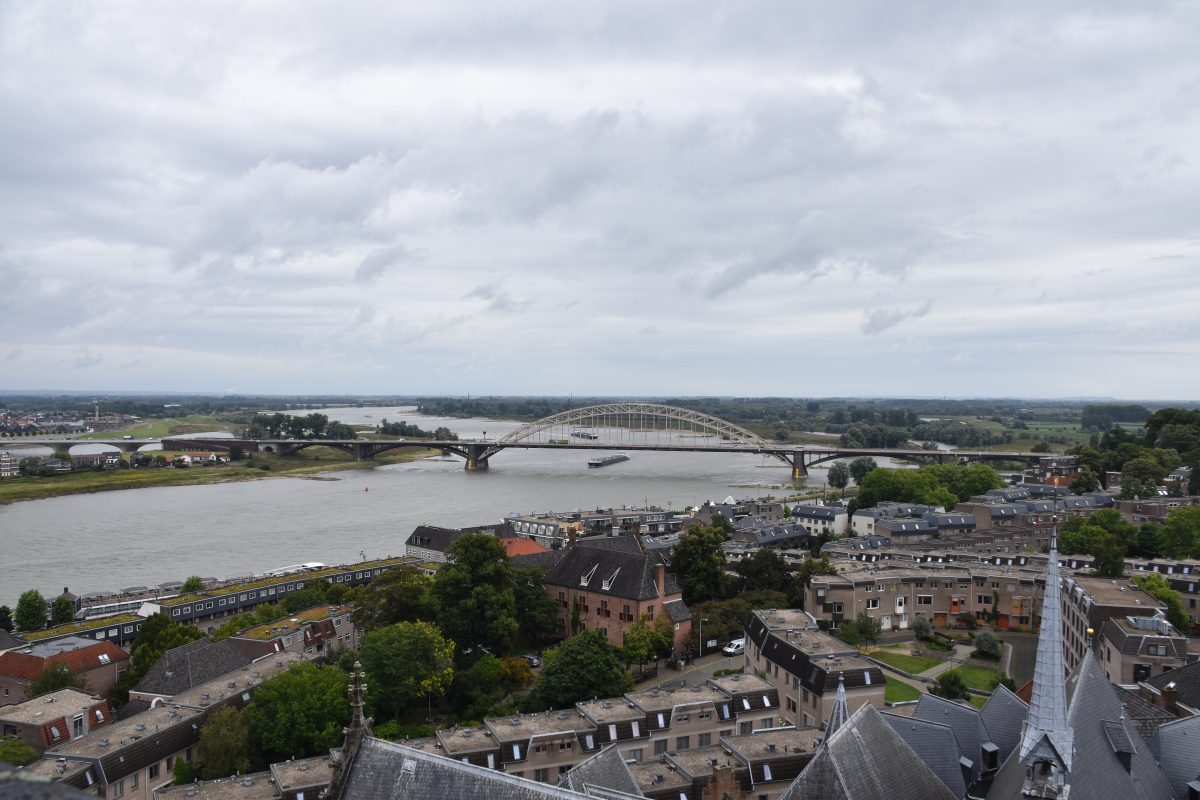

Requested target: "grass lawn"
[
  {"left": 969, "top": 695, "right": 989, "bottom": 708},
  {"left": 947, "top": 664, "right": 1004, "bottom": 692},
  {"left": 871, "top": 649, "right": 944, "bottom": 675},
  {"left": 79, "top": 415, "right": 234, "bottom": 439},
  {"left": 885, "top": 676, "right": 920, "bottom": 704}
]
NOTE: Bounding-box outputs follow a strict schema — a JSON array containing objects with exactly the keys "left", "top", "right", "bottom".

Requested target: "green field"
[
  {"left": 0, "top": 447, "right": 437, "bottom": 505},
  {"left": 870, "top": 649, "right": 944, "bottom": 675},
  {"left": 78, "top": 414, "right": 236, "bottom": 439},
  {"left": 946, "top": 664, "right": 1005, "bottom": 692},
  {"left": 885, "top": 676, "right": 920, "bottom": 703}
]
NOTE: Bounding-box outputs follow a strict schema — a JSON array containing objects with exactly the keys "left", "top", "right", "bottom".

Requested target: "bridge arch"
[{"left": 490, "top": 402, "right": 769, "bottom": 452}]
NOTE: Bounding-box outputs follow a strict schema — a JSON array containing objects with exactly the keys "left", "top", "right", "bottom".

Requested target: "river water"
[{"left": 0, "top": 407, "right": 852, "bottom": 604}]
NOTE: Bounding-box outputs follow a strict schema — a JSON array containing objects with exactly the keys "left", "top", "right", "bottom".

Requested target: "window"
[
  {"left": 49, "top": 725, "right": 62, "bottom": 739},
  {"left": 831, "top": 603, "right": 843, "bottom": 614},
  {"left": 866, "top": 599, "right": 879, "bottom": 610},
  {"left": 631, "top": 721, "right": 640, "bottom": 737},
  {"left": 609, "top": 724, "right": 618, "bottom": 741},
  {"left": 864, "top": 585, "right": 873, "bottom": 593},
  {"left": 1149, "top": 644, "right": 1169, "bottom": 656},
  {"left": 676, "top": 736, "right": 690, "bottom": 750},
  {"left": 113, "top": 779, "right": 124, "bottom": 798},
  {"left": 654, "top": 739, "right": 668, "bottom": 754},
  {"left": 918, "top": 595, "right": 933, "bottom": 605},
  {"left": 130, "top": 773, "right": 137, "bottom": 789},
  {"left": 739, "top": 722, "right": 753, "bottom": 735},
  {"left": 534, "top": 768, "right": 549, "bottom": 782},
  {"left": 149, "top": 764, "right": 160, "bottom": 780},
  {"left": 698, "top": 733, "right": 711, "bottom": 746},
  {"left": 763, "top": 764, "right": 773, "bottom": 781},
  {"left": 786, "top": 697, "right": 797, "bottom": 712},
  {"left": 629, "top": 748, "right": 643, "bottom": 761}
]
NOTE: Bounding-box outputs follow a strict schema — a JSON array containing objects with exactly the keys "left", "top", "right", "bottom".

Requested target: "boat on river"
[{"left": 588, "top": 453, "right": 630, "bottom": 468}]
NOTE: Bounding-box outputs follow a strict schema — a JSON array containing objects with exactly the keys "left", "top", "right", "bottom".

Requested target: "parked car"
[
  {"left": 522, "top": 654, "right": 541, "bottom": 668},
  {"left": 722, "top": 638, "right": 745, "bottom": 656}
]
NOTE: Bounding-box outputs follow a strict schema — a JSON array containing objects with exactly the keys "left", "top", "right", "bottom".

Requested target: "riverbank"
[{"left": 0, "top": 447, "right": 439, "bottom": 505}]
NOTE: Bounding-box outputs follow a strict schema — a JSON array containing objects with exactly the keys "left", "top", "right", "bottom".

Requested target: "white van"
[{"left": 722, "top": 638, "right": 745, "bottom": 656}]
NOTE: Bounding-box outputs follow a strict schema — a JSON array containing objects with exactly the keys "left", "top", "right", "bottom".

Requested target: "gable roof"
[
  {"left": 405, "top": 525, "right": 463, "bottom": 553},
  {"left": 0, "top": 641, "right": 128, "bottom": 681},
  {"left": 912, "top": 693, "right": 992, "bottom": 783},
  {"left": 542, "top": 546, "right": 678, "bottom": 601},
  {"left": 1145, "top": 659, "right": 1200, "bottom": 714},
  {"left": 559, "top": 744, "right": 642, "bottom": 796},
  {"left": 779, "top": 702, "right": 957, "bottom": 800},
  {"left": 1150, "top": 715, "right": 1200, "bottom": 800},
  {"left": 341, "top": 737, "right": 603, "bottom": 799},
  {"left": 979, "top": 684, "right": 1027, "bottom": 761},
  {"left": 132, "top": 638, "right": 251, "bottom": 697},
  {"left": 1111, "top": 684, "right": 1174, "bottom": 744},
  {"left": 881, "top": 712, "right": 968, "bottom": 799}
]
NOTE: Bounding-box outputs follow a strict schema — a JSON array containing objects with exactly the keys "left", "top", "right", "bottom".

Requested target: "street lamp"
[{"left": 699, "top": 618, "right": 709, "bottom": 659}]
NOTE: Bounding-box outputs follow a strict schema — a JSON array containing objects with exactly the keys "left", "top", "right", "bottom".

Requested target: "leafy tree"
[
  {"left": 827, "top": 462, "right": 850, "bottom": 492},
  {"left": 1059, "top": 521, "right": 1107, "bottom": 556},
  {"left": 172, "top": 759, "right": 197, "bottom": 785},
  {"left": 352, "top": 566, "right": 435, "bottom": 631},
  {"left": 854, "top": 611, "right": 882, "bottom": 646},
  {"left": 514, "top": 566, "right": 560, "bottom": 644},
  {"left": 0, "top": 734, "right": 40, "bottom": 767},
  {"left": 0, "top": 605, "right": 11, "bottom": 633},
  {"left": 834, "top": 620, "right": 861, "bottom": 647},
  {"left": 929, "top": 671, "right": 972, "bottom": 702},
  {"left": 620, "top": 614, "right": 666, "bottom": 672},
  {"left": 1091, "top": 532, "right": 1126, "bottom": 578},
  {"left": 360, "top": 621, "right": 455, "bottom": 722},
  {"left": 1135, "top": 523, "right": 1165, "bottom": 559},
  {"left": 29, "top": 663, "right": 85, "bottom": 698},
  {"left": 1069, "top": 467, "right": 1101, "bottom": 494},
  {"left": 249, "top": 662, "right": 349, "bottom": 763},
  {"left": 110, "top": 613, "right": 205, "bottom": 706},
  {"left": 530, "top": 630, "right": 632, "bottom": 710},
  {"left": 228, "top": 443, "right": 245, "bottom": 461},
  {"left": 431, "top": 535, "right": 518, "bottom": 661},
  {"left": 972, "top": 630, "right": 1001, "bottom": 660},
  {"left": 849, "top": 457, "right": 878, "bottom": 485},
  {"left": 283, "top": 583, "right": 332, "bottom": 615},
  {"left": 855, "top": 468, "right": 957, "bottom": 510},
  {"left": 198, "top": 706, "right": 252, "bottom": 779},
  {"left": 920, "top": 463, "right": 1006, "bottom": 504},
  {"left": 1120, "top": 455, "right": 1167, "bottom": 499},
  {"left": 671, "top": 525, "right": 729, "bottom": 603},
  {"left": 14, "top": 589, "right": 45, "bottom": 633},
  {"left": 689, "top": 591, "right": 788, "bottom": 652},
  {"left": 50, "top": 594, "right": 75, "bottom": 626},
  {"left": 912, "top": 615, "right": 932, "bottom": 641},
  {"left": 449, "top": 654, "right": 505, "bottom": 720},
  {"left": 734, "top": 549, "right": 795, "bottom": 594},
  {"left": 1132, "top": 574, "right": 1192, "bottom": 633},
  {"left": 180, "top": 576, "right": 205, "bottom": 593},
  {"left": 1162, "top": 506, "right": 1200, "bottom": 559}
]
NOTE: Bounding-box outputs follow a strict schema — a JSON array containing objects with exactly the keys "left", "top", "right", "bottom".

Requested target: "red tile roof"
[
  {"left": 503, "top": 539, "right": 549, "bottom": 557},
  {"left": 0, "top": 641, "right": 129, "bottom": 681}
]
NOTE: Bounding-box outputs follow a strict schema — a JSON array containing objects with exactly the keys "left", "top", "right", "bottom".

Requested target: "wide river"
[{"left": 0, "top": 407, "right": 857, "bottom": 604}]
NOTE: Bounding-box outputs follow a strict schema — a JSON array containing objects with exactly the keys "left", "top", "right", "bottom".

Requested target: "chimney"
[
  {"left": 568, "top": 528, "right": 577, "bottom": 550},
  {"left": 655, "top": 563, "right": 666, "bottom": 597},
  {"left": 1162, "top": 682, "right": 1179, "bottom": 715}
]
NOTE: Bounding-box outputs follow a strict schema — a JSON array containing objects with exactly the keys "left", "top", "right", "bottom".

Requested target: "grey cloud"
[
  {"left": 861, "top": 301, "right": 933, "bottom": 335},
  {"left": 355, "top": 244, "right": 420, "bottom": 283},
  {"left": 69, "top": 350, "right": 103, "bottom": 369}
]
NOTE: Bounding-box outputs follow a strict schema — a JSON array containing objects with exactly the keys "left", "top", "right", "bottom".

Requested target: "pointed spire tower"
[
  {"left": 1017, "top": 502, "right": 1073, "bottom": 795},
  {"left": 325, "top": 662, "right": 372, "bottom": 800},
  {"left": 825, "top": 673, "right": 849, "bottom": 739}
]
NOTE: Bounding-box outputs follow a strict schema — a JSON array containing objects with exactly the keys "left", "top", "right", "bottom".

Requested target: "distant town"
[{"left": 2, "top": 398, "right": 1200, "bottom": 800}]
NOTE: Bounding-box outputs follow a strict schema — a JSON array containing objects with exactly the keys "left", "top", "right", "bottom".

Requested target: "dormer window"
[
  {"left": 580, "top": 564, "right": 598, "bottom": 587},
  {"left": 601, "top": 568, "right": 620, "bottom": 591}
]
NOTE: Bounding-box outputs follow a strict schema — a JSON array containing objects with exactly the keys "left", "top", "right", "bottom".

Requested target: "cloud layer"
[{"left": 1, "top": 2, "right": 1198, "bottom": 398}]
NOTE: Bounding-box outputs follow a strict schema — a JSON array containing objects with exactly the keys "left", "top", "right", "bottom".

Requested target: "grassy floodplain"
[{"left": 0, "top": 447, "right": 437, "bottom": 505}]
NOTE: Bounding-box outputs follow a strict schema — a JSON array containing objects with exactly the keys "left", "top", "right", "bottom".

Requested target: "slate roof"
[
  {"left": 979, "top": 684, "right": 1027, "bottom": 760},
  {"left": 558, "top": 744, "right": 642, "bottom": 796},
  {"left": 791, "top": 505, "right": 844, "bottom": 521},
  {"left": 1111, "top": 684, "right": 1174, "bottom": 744},
  {"left": 542, "top": 546, "right": 679, "bottom": 602},
  {"left": 132, "top": 638, "right": 252, "bottom": 697},
  {"left": 779, "top": 702, "right": 958, "bottom": 800},
  {"left": 912, "top": 693, "right": 991, "bottom": 783},
  {"left": 662, "top": 599, "right": 691, "bottom": 623},
  {"left": 405, "top": 524, "right": 463, "bottom": 553},
  {"left": 512, "top": 548, "right": 570, "bottom": 573},
  {"left": 0, "top": 629, "right": 25, "bottom": 652},
  {"left": 988, "top": 652, "right": 1178, "bottom": 800},
  {"left": 881, "top": 711, "right": 968, "bottom": 799},
  {"left": 1145, "top": 659, "right": 1200, "bottom": 713},
  {"left": 340, "top": 736, "right": 600, "bottom": 799},
  {"left": 574, "top": 536, "right": 651, "bottom": 556},
  {"left": 1150, "top": 715, "right": 1200, "bottom": 800}
]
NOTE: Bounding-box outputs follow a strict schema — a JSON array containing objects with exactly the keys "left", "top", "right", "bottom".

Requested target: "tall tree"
[
  {"left": 671, "top": 525, "right": 729, "bottom": 603},
  {"left": 180, "top": 576, "right": 205, "bottom": 593},
  {"left": 514, "top": 566, "right": 560, "bottom": 644},
  {"left": 50, "top": 594, "right": 75, "bottom": 626},
  {"left": 0, "top": 605, "right": 11, "bottom": 633},
  {"left": 1091, "top": 533, "right": 1126, "bottom": 578},
  {"left": 359, "top": 621, "right": 455, "bottom": 722},
  {"left": 734, "top": 549, "right": 795, "bottom": 594},
  {"left": 14, "top": 590, "right": 45, "bottom": 633},
  {"left": 827, "top": 462, "right": 850, "bottom": 492},
  {"left": 1133, "top": 573, "right": 1192, "bottom": 633},
  {"left": 198, "top": 706, "right": 253, "bottom": 779},
  {"left": 853, "top": 611, "right": 882, "bottom": 646},
  {"left": 849, "top": 457, "right": 879, "bottom": 485},
  {"left": 1162, "top": 506, "right": 1200, "bottom": 559},
  {"left": 431, "top": 535, "right": 519, "bottom": 661},
  {"left": 249, "top": 662, "right": 349, "bottom": 763},
  {"left": 531, "top": 630, "right": 633, "bottom": 710},
  {"left": 352, "top": 566, "right": 435, "bottom": 630}
]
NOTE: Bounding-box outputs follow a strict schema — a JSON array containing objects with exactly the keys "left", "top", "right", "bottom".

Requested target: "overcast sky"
[{"left": 2, "top": 2, "right": 1198, "bottom": 399}]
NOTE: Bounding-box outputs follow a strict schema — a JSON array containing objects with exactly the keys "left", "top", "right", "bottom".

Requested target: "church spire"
[
  {"left": 1017, "top": 503, "right": 1073, "bottom": 793},
  {"left": 825, "top": 673, "right": 849, "bottom": 739}
]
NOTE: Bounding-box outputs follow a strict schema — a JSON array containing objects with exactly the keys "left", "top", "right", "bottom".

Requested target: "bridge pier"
[
  {"left": 464, "top": 443, "right": 490, "bottom": 471},
  {"left": 353, "top": 442, "right": 377, "bottom": 461},
  {"left": 785, "top": 453, "right": 808, "bottom": 481}
]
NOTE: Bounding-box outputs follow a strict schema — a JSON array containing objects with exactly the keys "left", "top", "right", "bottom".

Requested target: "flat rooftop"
[
  {"left": 1069, "top": 576, "right": 1164, "bottom": 608},
  {"left": 753, "top": 609, "right": 818, "bottom": 632},
  {"left": 17, "top": 757, "right": 91, "bottom": 782},
  {"left": 0, "top": 689, "right": 101, "bottom": 724},
  {"left": 437, "top": 726, "right": 499, "bottom": 755},
  {"left": 666, "top": 745, "right": 736, "bottom": 778},
  {"left": 233, "top": 604, "right": 351, "bottom": 641},
  {"left": 48, "top": 704, "right": 202, "bottom": 759},
  {"left": 171, "top": 652, "right": 304, "bottom": 709},
  {"left": 157, "top": 772, "right": 279, "bottom": 800},
  {"left": 270, "top": 757, "right": 333, "bottom": 791},
  {"left": 577, "top": 697, "right": 645, "bottom": 724},
  {"left": 484, "top": 709, "right": 596, "bottom": 742},
  {"left": 722, "top": 727, "right": 823, "bottom": 760},
  {"left": 707, "top": 673, "right": 775, "bottom": 696},
  {"left": 629, "top": 761, "right": 690, "bottom": 792},
  {"left": 626, "top": 684, "right": 727, "bottom": 713}
]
